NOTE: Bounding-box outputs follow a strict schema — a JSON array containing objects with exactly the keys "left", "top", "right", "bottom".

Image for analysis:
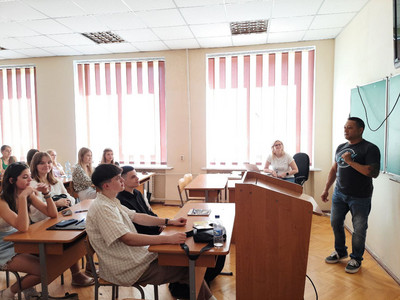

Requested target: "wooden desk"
[
  {"left": 4, "top": 200, "right": 93, "bottom": 300},
  {"left": 184, "top": 174, "right": 228, "bottom": 202},
  {"left": 149, "top": 202, "right": 235, "bottom": 300}
]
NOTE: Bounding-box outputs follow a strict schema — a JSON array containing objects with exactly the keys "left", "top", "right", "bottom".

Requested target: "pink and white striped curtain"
[
  {"left": 206, "top": 49, "right": 315, "bottom": 166},
  {"left": 0, "top": 66, "right": 38, "bottom": 161},
  {"left": 74, "top": 60, "right": 166, "bottom": 165}
]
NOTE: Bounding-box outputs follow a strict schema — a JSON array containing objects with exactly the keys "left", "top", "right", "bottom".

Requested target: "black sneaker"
[
  {"left": 345, "top": 259, "right": 361, "bottom": 273},
  {"left": 325, "top": 251, "right": 348, "bottom": 264}
]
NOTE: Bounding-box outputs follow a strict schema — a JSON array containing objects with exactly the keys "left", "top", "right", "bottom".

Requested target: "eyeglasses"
[{"left": 274, "top": 143, "right": 282, "bottom": 147}]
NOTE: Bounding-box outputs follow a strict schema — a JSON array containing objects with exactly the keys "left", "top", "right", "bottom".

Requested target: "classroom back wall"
[{"left": 0, "top": 40, "right": 335, "bottom": 210}]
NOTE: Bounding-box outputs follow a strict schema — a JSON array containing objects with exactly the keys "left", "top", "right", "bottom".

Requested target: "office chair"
[
  {"left": 85, "top": 237, "right": 158, "bottom": 300},
  {"left": 293, "top": 152, "right": 310, "bottom": 186}
]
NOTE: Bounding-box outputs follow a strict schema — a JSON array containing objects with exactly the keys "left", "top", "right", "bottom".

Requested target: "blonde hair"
[
  {"left": 30, "top": 152, "right": 58, "bottom": 185},
  {"left": 271, "top": 140, "right": 285, "bottom": 159},
  {"left": 78, "top": 147, "right": 93, "bottom": 176}
]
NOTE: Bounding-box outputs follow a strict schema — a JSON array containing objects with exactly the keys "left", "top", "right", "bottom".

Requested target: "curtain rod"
[
  {"left": 74, "top": 57, "right": 165, "bottom": 64},
  {"left": 207, "top": 46, "right": 316, "bottom": 58}
]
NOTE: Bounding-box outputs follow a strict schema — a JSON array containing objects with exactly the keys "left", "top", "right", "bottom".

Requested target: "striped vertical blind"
[
  {"left": 0, "top": 66, "right": 38, "bottom": 160},
  {"left": 74, "top": 59, "right": 166, "bottom": 165},
  {"left": 206, "top": 48, "right": 315, "bottom": 166}
]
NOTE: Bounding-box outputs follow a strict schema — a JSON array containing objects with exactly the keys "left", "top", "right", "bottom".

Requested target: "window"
[
  {"left": 0, "top": 66, "right": 38, "bottom": 160},
  {"left": 206, "top": 48, "right": 315, "bottom": 166},
  {"left": 74, "top": 59, "right": 166, "bottom": 165}
]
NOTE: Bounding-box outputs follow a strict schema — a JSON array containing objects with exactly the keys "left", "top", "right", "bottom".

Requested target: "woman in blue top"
[{"left": 0, "top": 162, "right": 57, "bottom": 300}]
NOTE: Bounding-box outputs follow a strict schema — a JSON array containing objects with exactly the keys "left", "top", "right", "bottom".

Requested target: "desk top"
[
  {"left": 4, "top": 200, "right": 93, "bottom": 244},
  {"left": 149, "top": 202, "right": 235, "bottom": 255},
  {"left": 137, "top": 172, "right": 154, "bottom": 183},
  {"left": 185, "top": 174, "right": 228, "bottom": 191}
]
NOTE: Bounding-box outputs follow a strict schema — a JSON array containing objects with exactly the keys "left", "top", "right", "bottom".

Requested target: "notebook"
[
  {"left": 47, "top": 219, "right": 86, "bottom": 231},
  {"left": 187, "top": 208, "right": 211, "bottom": 216}
]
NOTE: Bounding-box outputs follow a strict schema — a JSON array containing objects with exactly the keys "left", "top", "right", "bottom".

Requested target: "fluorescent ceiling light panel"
[
  {"left": 82, "top": 31, "right": 125, "bottom": 44},
  {"left": 230, "top": 20, "right": 268, "bottom": 35}
]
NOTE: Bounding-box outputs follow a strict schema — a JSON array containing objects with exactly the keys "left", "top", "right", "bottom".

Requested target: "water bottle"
[
  {"left": 65, "top": 161, "right": 72, "bottom": 179},
  {"left": 213, "top": 215, "right": 224, "bottom": 248}
]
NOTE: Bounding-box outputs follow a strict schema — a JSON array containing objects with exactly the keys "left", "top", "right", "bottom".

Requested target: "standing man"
[{"left": 321, "top": 117, "right": 380, "bottom": 274}]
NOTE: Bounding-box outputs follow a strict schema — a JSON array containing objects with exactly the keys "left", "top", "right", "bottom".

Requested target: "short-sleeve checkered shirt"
[{"left": 86, "top": 193, "right": 157, "bottom": 286}]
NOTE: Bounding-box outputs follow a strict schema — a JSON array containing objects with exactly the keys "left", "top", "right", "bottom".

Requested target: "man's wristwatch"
[{"left": 165, "top": 218, "right": 169, "bottom": 226}]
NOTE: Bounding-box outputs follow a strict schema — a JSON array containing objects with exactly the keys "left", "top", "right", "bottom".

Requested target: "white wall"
[{"left": 333, "top": 0, "right": 400, "bottom": 280}]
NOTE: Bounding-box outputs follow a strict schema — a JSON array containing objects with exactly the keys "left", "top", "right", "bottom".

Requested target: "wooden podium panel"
[{"left": 235, "top": 172, "right": 313, "bottom": 300}]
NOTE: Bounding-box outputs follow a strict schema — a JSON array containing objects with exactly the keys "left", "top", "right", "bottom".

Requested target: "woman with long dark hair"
[{"left": 0, "top": 162, "right": 57, "bottom": 299}]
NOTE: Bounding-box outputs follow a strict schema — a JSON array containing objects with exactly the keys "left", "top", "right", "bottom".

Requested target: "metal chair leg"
[{"left": 153, "top": 284, "right": 159, "bottom": 300}]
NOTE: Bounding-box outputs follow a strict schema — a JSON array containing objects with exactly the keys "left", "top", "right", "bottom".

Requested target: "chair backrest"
[
  {"left": 177, "top": 178, "right": 186, "bottom": 193},
  {"left": 84, "top": 236, "right": 101, "bottom": 287},
  {"left": 293, "top": 152, "right": 310, "bottom": 186},
  {"left": 183, "top": 173, "right": 193, "bottom": 184}
]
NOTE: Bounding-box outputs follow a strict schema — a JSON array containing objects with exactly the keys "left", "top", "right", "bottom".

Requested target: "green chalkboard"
[
  {"left": 387, "top": 75, "right": 400, "bottom": 175},
  {"left": 350, "top": 79, "right": 386, "bottom": 171}
]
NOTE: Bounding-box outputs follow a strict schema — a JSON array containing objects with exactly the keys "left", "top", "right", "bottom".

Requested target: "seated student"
[
  {"left": 47, "top": 149, "right": 66, "bottom": 178},
  {"left": 100, "top": 148, "right": 119, "bottom": 166},
  {"left": 117, "top": 166, "right": 160, "bottom": 235},
  {"left": 0, "top": 145, "right": 17, "bottom": 177},
  {"left": 26, "top": 149, "right": 39, "bottom": 167},
  {"left": 72, "top": 147, "right": 96, "bottom": 200},
  {"left": 0, "top": 162, "right": 58, "bottom": 300},
  {"left": 29, "top": 152, "right": 94, "bottom": 287},
  {"left": 118, "top": 165, "right": 226, "bottom": 295},
  {"left": 263, "top": 140, "right": 299, "bottom": 183},
  {"left": 86, "top": 164, "right": 215, "bottom": 300}
]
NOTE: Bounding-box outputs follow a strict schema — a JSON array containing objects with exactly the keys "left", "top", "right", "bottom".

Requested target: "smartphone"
[{"left": 56, "top": 219, "right": 78, "bottom": 227}]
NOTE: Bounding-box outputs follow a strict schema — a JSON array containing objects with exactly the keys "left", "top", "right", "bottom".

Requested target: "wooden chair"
[
  {"left": 84, "top": 236, "right": 158, "bottom": 300},
  {"left": 3, "top": 270, "right": 22, "bottom": 300},
  {"left": 177, "top": 173, "right": 209, "bottom": 207},
  {"left": 177, "top": 177, "right": 187, "bottom": 207}
]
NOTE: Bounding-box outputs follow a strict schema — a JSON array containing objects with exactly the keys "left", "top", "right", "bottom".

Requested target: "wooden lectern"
[{"left": 235, "top": 171, "right": 315, "bottom": 300}]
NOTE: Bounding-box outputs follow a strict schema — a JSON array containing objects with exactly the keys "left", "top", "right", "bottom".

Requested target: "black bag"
[
  {"left": 180, "top": 228, "right": 226, "bottom": 261},
  {"left": 192, "top": 228, "right": 214, "bottom": 243}
]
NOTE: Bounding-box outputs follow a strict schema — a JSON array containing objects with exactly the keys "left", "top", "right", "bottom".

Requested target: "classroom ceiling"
[{"left": 0, "top": 0, "right": 370, "bottom": 60}]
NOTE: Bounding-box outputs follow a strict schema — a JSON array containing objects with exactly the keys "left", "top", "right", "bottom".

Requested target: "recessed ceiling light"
[
  {"left": 82, "top": 31, "right": 125, "bottom": 44},
  {"left": 230, "top": 20, "right": 268, "bottom": 35}
]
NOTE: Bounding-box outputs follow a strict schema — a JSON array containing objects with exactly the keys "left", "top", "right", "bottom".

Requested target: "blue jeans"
[{"left": 330, "top": 188, "right": 371, "bottom": 262}]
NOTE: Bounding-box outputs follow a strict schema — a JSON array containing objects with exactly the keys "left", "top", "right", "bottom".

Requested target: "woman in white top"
[
  {"left": 47, "top": 149, "right": 65, "bottom": 178},
  {"left": 29, "top": 152, "right": 94, "bottom": 287},
  {"left": 0, "top": 162, "right": 57, "bottom": 300},
  {"left": 263, "top": 140, "right": 299, "bottom": 183},
  {"left": 72, "top": 147, "right": 96, "bottom": 201},
  {"left": 29, "top": 152, "right": 75, "bottom": 222}
]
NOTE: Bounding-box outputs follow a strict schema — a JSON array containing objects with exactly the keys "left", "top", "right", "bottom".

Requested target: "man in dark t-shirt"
[
  {"left": 117, "top": 166, "right": 161, "bottom": 235},
  {"left": 321, "top": 117, "right": 380, "bottom": 274}
]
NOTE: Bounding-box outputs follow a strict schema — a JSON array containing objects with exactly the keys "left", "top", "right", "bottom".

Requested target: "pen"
[
  {"left": 76, "top": 218, "right": 85, "bottom": 225},
  {"left": 74, "top": 210, "right": 88, "bottom": 213}
]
